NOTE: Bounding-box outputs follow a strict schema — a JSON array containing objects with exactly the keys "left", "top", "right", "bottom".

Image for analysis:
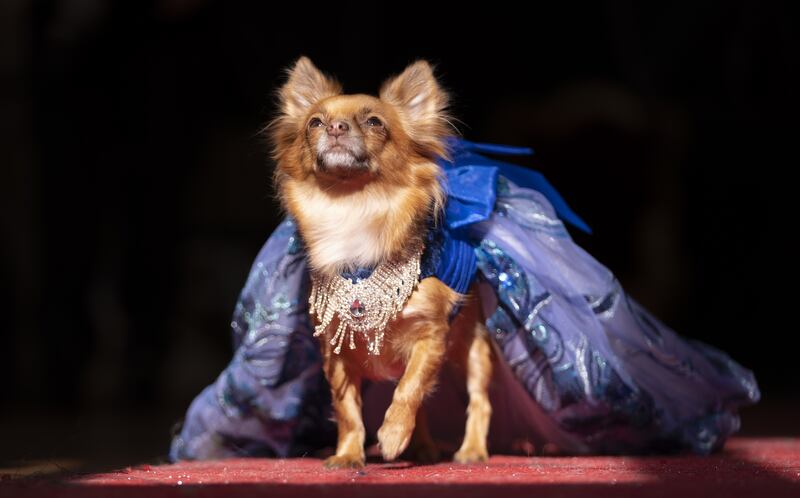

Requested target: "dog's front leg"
[
  {"left": 323, "top": 353, "right": 365, "bottom": 468},
  {"left": 377, "top": 326, "right": 447, "bottom": 461}
]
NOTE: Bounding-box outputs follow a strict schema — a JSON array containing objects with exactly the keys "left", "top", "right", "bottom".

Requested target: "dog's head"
[{"left": 270, "top": 57, "right": 452, "bottom": 190}]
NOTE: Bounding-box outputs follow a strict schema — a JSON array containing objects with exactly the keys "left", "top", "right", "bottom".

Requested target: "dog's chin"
[{"left": 317, "top": 150, "right": 370, "bottom": 180}]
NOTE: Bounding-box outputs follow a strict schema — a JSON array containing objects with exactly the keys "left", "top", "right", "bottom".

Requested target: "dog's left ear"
[
  {"left": 279, "top": 57, "right": 342, "bottom": 121},
  {"left": 380, "top": 61, "right": 451, "bottom": 158}
]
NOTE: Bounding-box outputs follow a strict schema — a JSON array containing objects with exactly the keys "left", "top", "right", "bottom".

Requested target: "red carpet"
[{"left": 2, "top": 438, "right": 798, "bottom": 498}]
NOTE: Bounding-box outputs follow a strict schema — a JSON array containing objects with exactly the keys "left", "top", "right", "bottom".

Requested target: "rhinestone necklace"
[{"left": 308, "top": 244, "right": 423, "bottom": 355}]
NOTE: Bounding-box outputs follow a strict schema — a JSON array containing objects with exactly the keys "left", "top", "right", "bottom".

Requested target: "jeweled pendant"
[{"left": 349, "top": 299, "right": 365, "bottom": 320}]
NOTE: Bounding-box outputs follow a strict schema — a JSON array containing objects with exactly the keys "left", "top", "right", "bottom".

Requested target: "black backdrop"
[{"left": 0, "top": 0, "right": 796, "bottom": 463}]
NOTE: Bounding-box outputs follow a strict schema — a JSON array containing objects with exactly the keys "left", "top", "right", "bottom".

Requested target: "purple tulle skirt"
[{"left": 170, "top": 173, "right": 758, "bottom": 461}]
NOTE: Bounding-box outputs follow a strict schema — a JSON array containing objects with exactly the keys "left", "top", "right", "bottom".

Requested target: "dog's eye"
[
  {"left": 366, "top": 116, "right": 383, "bottom": 127},
  {"left": 308, "top": 117, "right": 324, "bottom": 128}
]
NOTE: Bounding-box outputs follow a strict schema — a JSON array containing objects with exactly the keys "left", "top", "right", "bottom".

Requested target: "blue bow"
[{"left": 438, "top": 138, "right": 591, "bottom": 234}]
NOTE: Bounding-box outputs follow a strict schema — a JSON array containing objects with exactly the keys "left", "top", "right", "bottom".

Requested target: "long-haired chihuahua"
[{"left": 270, "top": 57, "right": 492, "bottom": 468}]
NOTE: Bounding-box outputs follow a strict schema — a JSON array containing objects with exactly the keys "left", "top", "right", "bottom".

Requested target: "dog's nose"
[{"left": 327, "top": 120, "right": 350, "bottom": 137}]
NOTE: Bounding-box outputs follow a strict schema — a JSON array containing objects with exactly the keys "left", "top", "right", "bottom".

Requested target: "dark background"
[{"left": 1, "top": 0, "right": 796, "bottom": 470}]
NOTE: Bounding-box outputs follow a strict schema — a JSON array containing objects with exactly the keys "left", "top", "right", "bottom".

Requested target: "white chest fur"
[{"left": 292, "top": 184, "right": 406, "bottom": 275}]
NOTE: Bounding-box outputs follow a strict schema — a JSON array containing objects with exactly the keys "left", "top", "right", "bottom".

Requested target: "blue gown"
[{"left": 169, "top": 138, "right": 758, "bottom": 461}]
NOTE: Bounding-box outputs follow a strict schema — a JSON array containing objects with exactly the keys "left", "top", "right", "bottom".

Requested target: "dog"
[{"left": 269, "top": 57, "right": 492, "bottom": 468}]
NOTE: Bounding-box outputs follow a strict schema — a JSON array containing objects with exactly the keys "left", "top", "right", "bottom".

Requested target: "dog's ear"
[
  {"left": 380, "top": 60, "right": 451, "bottom": 158},
  {"left": 279, "top": 57, "right": 341, "bottom": 120}
]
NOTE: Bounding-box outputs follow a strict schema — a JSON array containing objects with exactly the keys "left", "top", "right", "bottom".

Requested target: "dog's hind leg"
[{"left": 454, "top": 321, "right": 493, "bottom": 463}]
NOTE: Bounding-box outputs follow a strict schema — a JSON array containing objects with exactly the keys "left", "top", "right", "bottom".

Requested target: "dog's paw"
[
  {"left": 324, "top": 454, "right": 365, "bottom": 469},
  {"left": 453, "top": 446, "right": 489, "bottom": 464},
  {"left": 377, "top": 420, "right": 414, "bottom": 461},
  {"left": 377, "top": 403, "right": 416, "bottom": 461}
]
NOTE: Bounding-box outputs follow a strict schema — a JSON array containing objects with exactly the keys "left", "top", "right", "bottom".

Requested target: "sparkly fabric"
[{"left": 170, "top": 139, "right": 758, "bottom": 461}]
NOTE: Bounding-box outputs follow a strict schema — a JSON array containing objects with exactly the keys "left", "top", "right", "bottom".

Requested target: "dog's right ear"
[{"left": 278, "top": 57, "right": 341, "bottom": 121}]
